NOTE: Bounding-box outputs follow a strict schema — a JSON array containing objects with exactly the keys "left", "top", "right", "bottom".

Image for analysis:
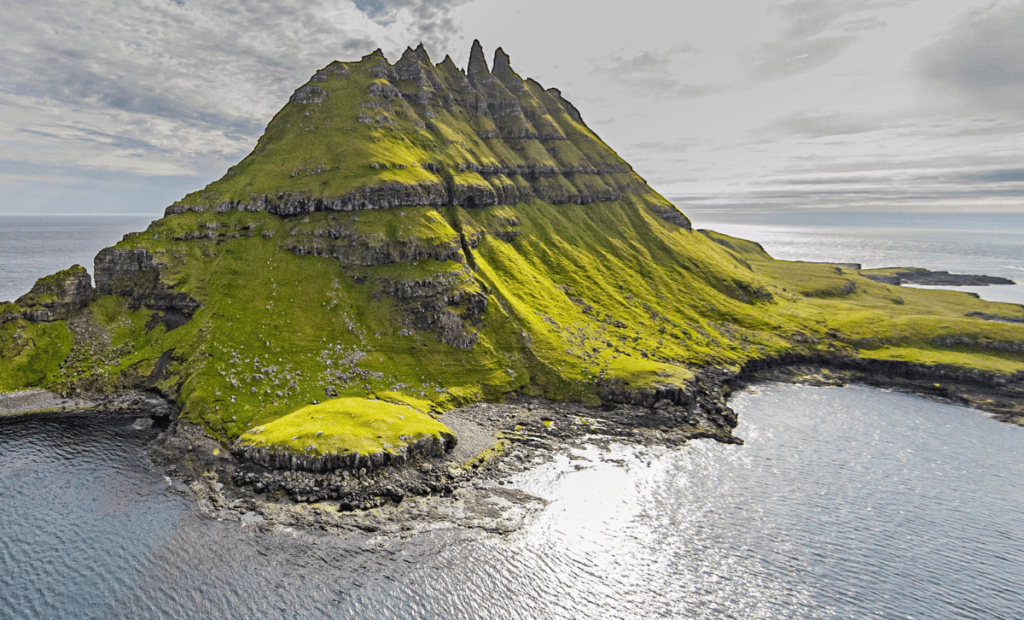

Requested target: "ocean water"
[
  {"left": 0, "top": 215, "right": 155, "bottom": 303},
  {"left": 1, "top": 212, "right": 1023, "bottom": 618},
  {"left": 1, "top": 386, "right": 1022, "bottom": 619},
  {"left": 684, "top": 210, "right": 1024, "bottom": 306}
]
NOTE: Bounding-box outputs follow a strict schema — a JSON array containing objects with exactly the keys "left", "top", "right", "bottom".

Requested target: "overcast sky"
[{"left": 2, "top": 0, "right": 1023, "bottom": 216}]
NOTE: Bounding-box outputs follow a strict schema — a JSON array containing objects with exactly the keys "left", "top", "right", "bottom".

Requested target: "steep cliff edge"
[
  {"left": 1, "top": 44, "right": 1023, "bottom": 477},
  {"left": 166, "top": 42, "right": 682, "bottom": 228}
]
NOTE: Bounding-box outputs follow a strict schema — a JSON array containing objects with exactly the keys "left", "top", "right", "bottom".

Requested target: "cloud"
[
  {"left": 0, "top": 0, "right": 409, "bottom": 182},
  {"left": 951, "top": 167, "right": 1024, "bottom": 184},
  {"left": 664, "top": 160, "right": 1024, "bottom": 214},
  {"left": 917, "top": 1, "right": 1024, "bottom": 111},
  {"left": 352, "top": 0, "right": 470, "bottom": 54},
  {"left": 593, "top": 46, "right": 723, "bottom": 100},
  {"left": 748, "top": 0, "right": 899, "bottom": 79},
  {"left": 754, "top": 110, "right": 883, "bottom": 139},
  {"left": 631, "top": 137, "right": 703, "bottom": 153}
]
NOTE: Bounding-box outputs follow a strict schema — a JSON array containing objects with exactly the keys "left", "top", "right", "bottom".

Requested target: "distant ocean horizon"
[
  {"left": 0, "top": 215, "right": 156, "bottom": 303},
  {"left": 2, "top": 210, "right": 1023, "bottom": 306}
]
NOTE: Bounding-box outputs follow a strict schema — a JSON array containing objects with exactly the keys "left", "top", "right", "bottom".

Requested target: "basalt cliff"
[{"left": 2, "top": 43, "right": 1023, "bottom": 483}]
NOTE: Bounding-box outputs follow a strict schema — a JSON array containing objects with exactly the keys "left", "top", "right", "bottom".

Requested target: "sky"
[{"left": 2, "top": 0, "right": 1023, "bottom": 216}]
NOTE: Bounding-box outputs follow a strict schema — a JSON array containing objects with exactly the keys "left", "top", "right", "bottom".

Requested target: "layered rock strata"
[
  {"left": 166, "top": 41, "right": 690, "bottom": 229},
  {"left": 10, "top": 266, "right": 95, "bottom": 323}
]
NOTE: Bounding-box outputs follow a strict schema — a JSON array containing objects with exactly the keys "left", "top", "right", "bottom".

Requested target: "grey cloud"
[
  {"left": 17, "top": 126, "right": 164, "bottom": 154},
  {"left": 754, "top": 110, "right": 883, "bottom": 138},
  {"left": 0, "top": 0, "right": 399, "bottom": 181},
  {"left": 352, "top": 0, "right": 470, "bottom": 54},
  {"left": 749, "top": 35, "right": 858, "bottom": 79},
  {"left": 593, "top": 46, "right": 721, "bottom": 100},
  {"left": 951, "top": 168, "right": 1024, "bottom": 184},
  {"left": 749, "top": 0, "right": 899, "bottom": 80},
  {"left": 762, "top": 174, "right": 893, "bottom": 185},
  {"left": 917, "top": 1, "right": 1024, "bottom": 111},
  {"left": 631, "top": 138, "right": 702, "bottom": 153},
  {"left": 660, "top": 155, "right": 1024, "bottom": 213}
]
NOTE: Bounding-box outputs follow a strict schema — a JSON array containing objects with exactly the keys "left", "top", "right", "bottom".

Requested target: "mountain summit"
[
  {"left": 169, "top": 41, "right": 689, "bottom": 228},
  {"left": 2, "top": 44, "right": 1022, "bottom": 480}
]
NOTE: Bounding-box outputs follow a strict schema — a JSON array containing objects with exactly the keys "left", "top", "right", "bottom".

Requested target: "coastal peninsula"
[{"left": 2, "top": 43, "right": 1023, "bottom": 522}]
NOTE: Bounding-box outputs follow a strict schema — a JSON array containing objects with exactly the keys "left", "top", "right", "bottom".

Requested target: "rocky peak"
[
  {"left": 466, "top": 39, "right": 491, "bottom": 83},
  {"left": 491, "top": 47, "right": 527, "bottom": 94},
  {"left": 362, "top": 48, "right": 385, "bottom": 61},
  {"left": 437, "top": 54, "right": 459, "bottom": 72},
  {"left": 166, "top": 41, "right": 686, "bottom": 228},
  {"left": 395, "top": 46, "right": 427, "bottom": 83},
  {"left": 547, "top": 88, "right": 584, "bottom": 124},
  {"left": 491, "top": 47, "right": 513, "bottom": 78},
  {"left": 413, "top": 42, "right": 431, "bottom": 64}
]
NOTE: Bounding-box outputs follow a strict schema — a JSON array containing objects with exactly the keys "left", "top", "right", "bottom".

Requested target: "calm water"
[
  {"left": 0, "top": 215, "right": 155, "bottom": 302},
  {"left": 1, "top": 385, "right": 1022, "bottom": 619}
]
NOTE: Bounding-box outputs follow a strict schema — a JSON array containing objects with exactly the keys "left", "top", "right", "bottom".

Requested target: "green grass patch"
[{"left": 240, "top": 397, "right": 452, "bottom": 456}]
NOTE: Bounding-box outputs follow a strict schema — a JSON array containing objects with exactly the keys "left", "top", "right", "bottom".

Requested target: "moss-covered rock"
[{"left": 12, "top": 265, "right": 94, "bottom": 322}]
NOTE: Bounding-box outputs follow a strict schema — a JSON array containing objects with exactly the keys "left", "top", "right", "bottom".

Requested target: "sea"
[{"left": 1, "top": 211, "right": 1023, "bottom": 619}]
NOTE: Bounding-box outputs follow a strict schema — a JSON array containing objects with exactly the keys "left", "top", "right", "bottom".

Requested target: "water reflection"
[{"left": 2, "top": 385, "right": 1023, "bottom": 619}]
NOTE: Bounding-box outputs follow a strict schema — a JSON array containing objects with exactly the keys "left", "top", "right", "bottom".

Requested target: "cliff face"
[
  {"left": 1, "top": 43, "right": 1022, "bottom": 472},
  {"left": 9, "top": 266, "right": 95, "bottom": 323},
  {"left": 167, "top": 42, "right": 688, "bottom": 229},
  {"left": 94, "top": 248, "right": 200, "bottom": 319}
]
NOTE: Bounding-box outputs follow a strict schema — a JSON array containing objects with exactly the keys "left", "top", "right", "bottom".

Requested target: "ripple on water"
[
  {"left": 2, "top": 386, "right": 1023, "bottom": 619},
  {"left": 0, "top": 414, "right": 187, "bottom": 620}
]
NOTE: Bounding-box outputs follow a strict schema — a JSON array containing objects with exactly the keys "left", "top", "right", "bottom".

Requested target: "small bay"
[{"left": 1, "top": 385, "right": 1022, "bottom": 619}]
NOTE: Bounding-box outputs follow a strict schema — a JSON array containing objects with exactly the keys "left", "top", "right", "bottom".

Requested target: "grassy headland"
[{"left": 2, "top": 43, "right": 1022, "bottom": 467}]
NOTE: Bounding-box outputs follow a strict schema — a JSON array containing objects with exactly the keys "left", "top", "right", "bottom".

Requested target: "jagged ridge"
[{"left": 168, "top": 41, "right": 686, "bottom": 228}]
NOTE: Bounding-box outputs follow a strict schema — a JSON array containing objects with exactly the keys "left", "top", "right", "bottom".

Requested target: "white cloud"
[{"left": 0, "top": 0, "right": 1022, "bottom": 214}]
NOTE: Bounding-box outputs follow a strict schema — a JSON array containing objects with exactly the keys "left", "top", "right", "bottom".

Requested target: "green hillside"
[{"left": 2, "top": 43, "right": 1022, "bottom": 463}]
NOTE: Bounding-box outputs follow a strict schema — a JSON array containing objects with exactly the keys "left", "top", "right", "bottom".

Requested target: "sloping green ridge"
[
  {"left": 3, "top": 198, "right": 1022, "bottom": 456},
  {"left": 2, "top": 44, "right": 1023, "bottom": 458}
]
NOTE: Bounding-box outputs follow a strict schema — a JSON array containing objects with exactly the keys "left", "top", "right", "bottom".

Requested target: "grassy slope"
[
  {"left": 2, "top": 49, "right": 1022, "bottom": 457},
  {"left": 5, "top": 201, "right": 1022, "bottom": 459},
  {"left": 172, "top": 51, "right": 645, "bottom": 211}
]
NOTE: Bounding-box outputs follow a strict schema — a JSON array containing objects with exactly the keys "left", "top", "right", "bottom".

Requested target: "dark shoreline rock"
[
  {"left": 966, "top": 311, "right": 1024, "bottom": 324},
  {"left": 7, "top": 351, "right": 1020, "bottom": 535},
  {"left": 733, "top": 353, "right": 1024, "bottom": 425},
  {"left": 213, "top": 353, "right": 1023, "bottom": 514},
  {"left": 862, "top": 268, "right": 1015, "bottom": 287}
]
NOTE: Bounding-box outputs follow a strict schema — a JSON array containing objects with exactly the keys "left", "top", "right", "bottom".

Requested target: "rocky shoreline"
[
  {"left": 2, "top": 354, "right": 1020, "bottom": 536},
  {"left": 861, "top": 268, "right": 1016, "bottom": 287}
]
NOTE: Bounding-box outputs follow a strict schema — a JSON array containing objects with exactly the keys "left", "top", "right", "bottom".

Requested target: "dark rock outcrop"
[
  {"left": 233, "top": 432, "right": 456, "bottom": 474},
  {"left": 932, "top": 335, "right": 1024, "bottom": 353},
  {"left": 862, "top": 269, "right": 1015, "bottom": 286},
  {"left": 290, "top": 85, "right": 328, "bottom": 104},
  {"left": 94, "top": 248, "right": 200, "bottom": 318},
  {"left": 647, "top": 203, "right": 692, "bottom": 229},
  {"left": 965, "top": 311, "right": 1024, "bottom": 324},
  {"left": 13, "top": 265, "right": 95, "bottom": 322}
]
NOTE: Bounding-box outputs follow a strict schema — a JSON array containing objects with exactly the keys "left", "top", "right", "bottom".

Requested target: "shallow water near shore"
[{"left": 2, "top": 384, "right": 1023, "bottom": 619}]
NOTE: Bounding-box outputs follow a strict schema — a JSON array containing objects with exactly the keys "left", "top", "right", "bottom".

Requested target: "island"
[{"left": 2, "top": 43, "right": 1023, "bottom": 528}]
